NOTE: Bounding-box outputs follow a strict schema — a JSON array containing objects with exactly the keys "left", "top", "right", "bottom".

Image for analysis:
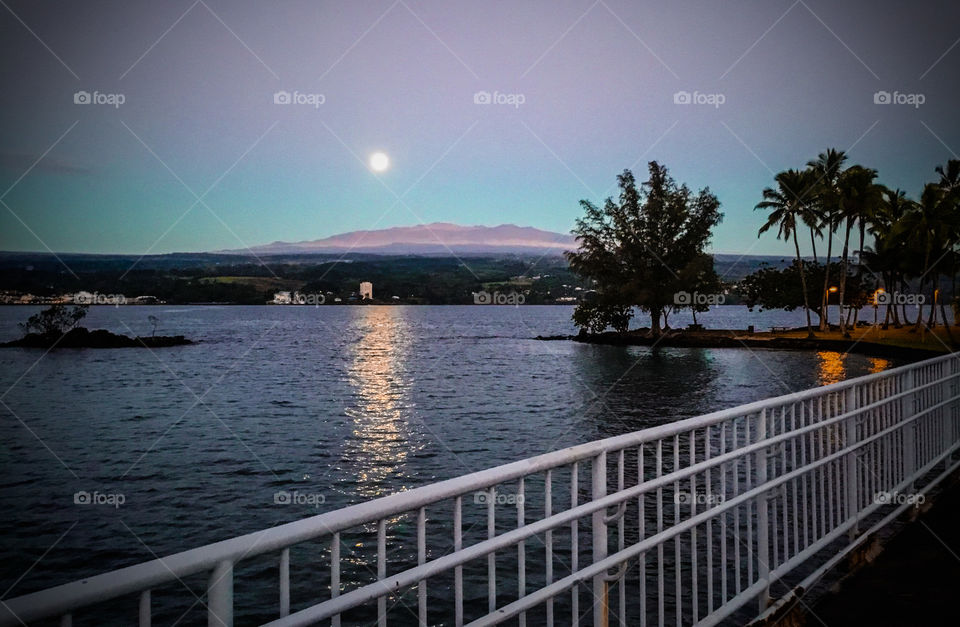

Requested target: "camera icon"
[
  {"left": 674, "top": 491, "right": 691, "bottom": 505},
  {"left": 473, "top": 91, "right": 492, "bottom": 105},
  {"left": 473, "top": 491, "right": 489, "bottom": 504},
  {"left": 473, "top": 290, "right": 492, "bottom": 304},
  {"left": 876, "top": 291, "right": 892, "bottom": 305},
  {"left": 673, "top": 91, "right": 691, "bottom": 105},
  {"left": 674, "top": 291, "right": 691, "bottom": 305},
  {"left": 273, "top": 490, "right": 292, "bottom": 504},
  {"left": 873, "top": 90, "right": 891, "bottom": 105},
  {"left": 74, "top": 490, "right": 91, "bottom": 505},
  {"left": 274, "top": 90, "right": 292, "bottom": 105},
  {"left": 74, "top": 90, "right": 91, "bottom": 105}
]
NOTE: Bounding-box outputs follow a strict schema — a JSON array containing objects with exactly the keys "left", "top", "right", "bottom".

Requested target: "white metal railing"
[{"left": 2, "top": 352, "right": 959, "bottom": 626}]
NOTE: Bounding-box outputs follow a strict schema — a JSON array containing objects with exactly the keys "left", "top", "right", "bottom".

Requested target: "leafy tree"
[
  {"left": 571, "top": 302, "right": 633, "bottom": 334},
  {"left": 739, "top": 262, "right": 874, "bottom": 324},
  {"left": 566, "top": 162, "right": 723, "bottom": 336},
  {"left": 19, "top": 305, "right": 88, "bottom": 337}
]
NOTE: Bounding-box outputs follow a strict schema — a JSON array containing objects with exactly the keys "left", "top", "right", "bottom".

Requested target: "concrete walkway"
[{"left": 808, "top": 477, "right": 960, "bottom": 626}]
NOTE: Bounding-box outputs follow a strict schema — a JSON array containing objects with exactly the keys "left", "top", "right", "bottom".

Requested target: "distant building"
[
  {"left": 271, "top": 291, "right": 292, "bottom": 304},
  {"left": 360, "top": 282, "right": 373, "bottom": 300}
]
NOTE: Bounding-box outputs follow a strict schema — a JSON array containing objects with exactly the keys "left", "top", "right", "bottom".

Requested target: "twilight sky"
[{"left": 1, "top": 0, "right": 958, "bottom": 256}]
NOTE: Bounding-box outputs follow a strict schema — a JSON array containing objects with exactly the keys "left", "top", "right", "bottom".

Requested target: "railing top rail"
[{"left": 2, "top": 351, "right": 953, "bottom": 624}]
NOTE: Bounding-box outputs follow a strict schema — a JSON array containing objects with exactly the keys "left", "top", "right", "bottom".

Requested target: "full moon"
[{"left": 369, "top": 152, "right": 390, "bottom": 172}]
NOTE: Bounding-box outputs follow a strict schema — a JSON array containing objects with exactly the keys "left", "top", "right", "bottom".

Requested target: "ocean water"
[{"left": 0, "top": 305, "right": 912, "bottom": 625}]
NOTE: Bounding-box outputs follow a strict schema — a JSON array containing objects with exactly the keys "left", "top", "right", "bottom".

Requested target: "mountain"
[{"left": 219, "top": 223, "right": 577, "bottom": 255}]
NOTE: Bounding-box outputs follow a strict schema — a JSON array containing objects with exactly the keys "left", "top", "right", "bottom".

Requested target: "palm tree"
[
  {"left": 808, "top": 149, "right": 848, "bottom": 330},
  {"left": 867, "top": 188, "right": 916, "bottom": 328},
  {"left": 834, "top": 165, "right": 880, "bottom": 336},
  {"left": 756, "top": 169, "right": 819, "bottom": 337},
  {"left": 891, "top": 184, "right": 951, "bottom": 330}
]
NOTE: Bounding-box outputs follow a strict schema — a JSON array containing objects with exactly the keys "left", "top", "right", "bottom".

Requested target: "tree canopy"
[{"left": 566, "top": 162, "right": 723, "bottom": 335}]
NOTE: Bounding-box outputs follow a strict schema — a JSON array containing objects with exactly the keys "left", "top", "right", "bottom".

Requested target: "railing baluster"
[
  {"left": 720, "top": 422, "right": 728, "bottom": 604},
  {"left": 454, "top": 496, "right": 463, "bottom": 627},
  {"left": 592, "top": 451, "right": 608, "bottom": 627},
  {"left": 545, "top": 470, "right": 554, "bottom": 627},
  {"left": 208, "top": 560, "right": 233, "bottom": 627},
  {"left": 656, "top": 440, "right": 664, "bottom": 627},
  {"left": 638, "top": 445, "right": 646, "bottom": 627},
  {"left": 845, "top": 385, "right": 859, "bottom": 537},
  {"left": 618, "top": 448, "right": 626, "bottom": 625},
  {"left": 488, "top": 486, "right": 496, "bottom": 615},
  {"left": 745, "top": 416, "right": 753, "bottom": 590},
  {"left": 279, "top": 548, "right": 290, "bottom": 618},
  {"left": 705, "top": 426, "right": 713, "bottom": 616},
  {"left": 571, "top": 461, "right": 579, "bottom": 624},
  {"left": 139, "top": 590, "right": 151, "bottom": 627},
  {"left": 517, "top": 477, "right": 526, "bottom": 627},
  {"left": 689, "top": 431, "right": 697, "bottom": 624},
  {"left": 418, "top": 507, "right": 427, "bottom": 626},
  {"left": 378, "top": 519, "right": 386, "bottom": 627},
  {"left": 331, "top": 532, "right": 341, "bottom": 627},
  {"left": 756, "top": 409, "right": 770, "bottom": 613}
]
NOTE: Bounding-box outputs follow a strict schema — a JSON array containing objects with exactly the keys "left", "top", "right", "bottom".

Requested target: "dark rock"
[{"left": 1, "top": 327, "right": 193, "bottom": 349}]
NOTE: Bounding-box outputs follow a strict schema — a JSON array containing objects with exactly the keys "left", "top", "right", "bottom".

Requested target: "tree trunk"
[
  {"left": 650, "top": 308, "right": 662, "bottom": 337},
  {"left": 810, "top": 227, "right": 819, "bottom": 265},
  {"left": 795, "top": 231, "right": 815, "bottom": 337},
  {"left": 838, "top": 218, "right": 854, "bottom": 336},
  {"left": 820, "top": 218, "right": 834, "bottom": 331}
]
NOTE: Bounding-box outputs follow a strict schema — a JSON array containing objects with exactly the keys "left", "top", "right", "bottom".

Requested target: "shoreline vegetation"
[
  {"left": 0, "top": 305, "right": 192, "bottom": 349},
  {"left": 536, "top": 326, "right": 950, "bottom": 360}
]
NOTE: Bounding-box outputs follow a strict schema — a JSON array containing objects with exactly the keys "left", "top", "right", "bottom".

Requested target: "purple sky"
[{"left": 1, "top": 0, "right": 958, "bottom": 255}]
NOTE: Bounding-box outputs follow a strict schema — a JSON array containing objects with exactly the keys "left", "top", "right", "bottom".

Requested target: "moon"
[{"left": 369, "top": 152, "right": 390, "bottom": 172}]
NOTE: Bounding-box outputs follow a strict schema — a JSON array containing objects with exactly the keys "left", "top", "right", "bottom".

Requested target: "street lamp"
[{"left": 824, "top": 286, "right": 838, "bottom": 329}]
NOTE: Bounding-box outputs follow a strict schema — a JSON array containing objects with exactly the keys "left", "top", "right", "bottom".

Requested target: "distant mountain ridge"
[{"left": 218, "top": 223, "right": 577, "bottom": 255}]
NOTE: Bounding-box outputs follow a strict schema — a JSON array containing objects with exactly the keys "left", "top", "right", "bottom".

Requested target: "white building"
[
  {"left": 271, "top": 291, "right": 292, "bottom": 304},
  {"left": 359, "top": 282, "right": 373, "bottom": 300}
]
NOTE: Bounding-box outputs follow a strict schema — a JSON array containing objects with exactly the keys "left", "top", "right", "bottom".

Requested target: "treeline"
[
  {"left": 752, "top": 151, "right": 960, "bottom": 335},
  {"left": 0, "top": 255, "right": 582, "bottom": 305}
]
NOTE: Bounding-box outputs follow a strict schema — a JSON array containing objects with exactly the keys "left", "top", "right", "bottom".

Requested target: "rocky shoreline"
[
  {"left": 536, "top": 329, "right": 949, "bottom": 360},
  {"left": 1, "top": 328, "right": 193, "bottom": 349}
]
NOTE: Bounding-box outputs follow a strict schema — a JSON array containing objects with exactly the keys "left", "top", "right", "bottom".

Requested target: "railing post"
[
  {"left": 139, "top": 590, "right": 151, "bottom": 627},
  {"left": 902, "top": 371, "right": 917, "bottom": 490},
  {"left": 755, "top": 410, "right": 770, "bottom": 613},
  {"left": 592, "top": 451, "right": 608, "bottom": 627},
  {"left": 844, "top": 385, "right": 859, "bottom": 539},
  {"left": 208, "top": 560, "right": 234, "bottom": 627}
]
